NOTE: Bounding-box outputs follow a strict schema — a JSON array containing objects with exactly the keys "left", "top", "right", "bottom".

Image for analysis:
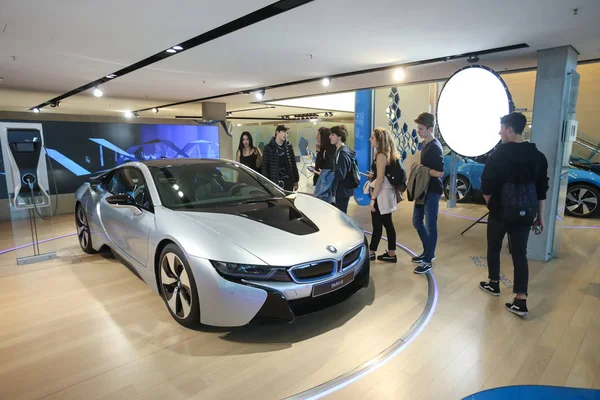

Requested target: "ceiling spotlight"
[
  {"left": 467, "top": 55, "right": 480, "bottom": 64},
  {"left": 172, "top": 45, "right": 183, "bottom": 51},
  {"left": 322, "top": 78, "right": 331, "bottom": 87},
  {"left": 255, "top": 90, "right": 265, "bottom": 100},
  {"left": 32, "top": 107, "right": 40, "bottom": 113},
  {"left": 50, "top": 101, "right": 60, "bottom": 108},
  {"left": 166, "top": 49, "right": 176, "bottom": 54},
  {"left": 152, "top": 108, "right": 159, "bottom": 113},
  {"left": 106, "top": 74, "right": 117, "bottom": 79},
  {"left": 393, "top": 68, "right": 406, "bottom": 82},
  {"left": 226, "top": 112, "right": 232, "bottom": 117},
  {"left": 133, "top": 111, "right": 140, "bottom": 118},
  {"left": 124, "top": 111, "right": 133, "bottom": 118},
  {"left": 93, "top": 87, "right": 103, "bottom": 97}
]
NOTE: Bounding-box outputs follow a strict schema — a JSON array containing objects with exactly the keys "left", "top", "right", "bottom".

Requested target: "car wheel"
[
  {"left": 444, "top": 176, "right": 471, "bottom": 203},
  {"left": 565, "top": 184, "right": 600, "bottom": 218},
  {"left": 75, "top": 204, "right": 96, "bottom": 254},
  {"left": 158, "top": 244, "right": 200, "bottom": 328}
]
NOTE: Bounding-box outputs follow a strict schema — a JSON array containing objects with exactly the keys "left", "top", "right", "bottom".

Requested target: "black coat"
[
  {"left": 261, "top": 137, "right": 300, "bottom": 183},
  {"left": 313, "top": 145, "right": 335, "bottom": 185}
]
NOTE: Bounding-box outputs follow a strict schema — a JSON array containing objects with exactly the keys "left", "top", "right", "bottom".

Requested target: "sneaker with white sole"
[
  {"left": 411, "top": 253, "right": 436, "bottom": 264},
  {"left": 479, "top": 281, "right": 500, "bottom": 296},
  {"left": 413, "top": 262, "right": 432, "bottom": 274},
  {"left": 505, "top": 298, "right": 528, "bottom": 316}
]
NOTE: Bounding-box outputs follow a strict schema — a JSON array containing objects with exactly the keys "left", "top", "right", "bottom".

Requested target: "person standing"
[
  {"left": 411, "top": 112, "right": 445, "bottom": 274},
  {"left": 236, "top": 131, "right": 262, "bottom": 173},
  {"left": 367, "top": 128, "right": 400, "bottom": 262},
  {"left": 329, "top": 125, "right": 356, "bottom": 213},
  {"left": 312, "top": 126, "right": 335, "bottom": 185},
  {"left": 479, "top": 112, "right": 549, "bottom": 316},
  {"left": 261, "top": 125, "right": 299, "bottom": 191}
]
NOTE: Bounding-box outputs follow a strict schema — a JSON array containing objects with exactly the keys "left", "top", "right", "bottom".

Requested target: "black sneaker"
[
  {"left": 377, "top": 251, "right": 397, "bottom": 263},
  {"left": 505, "top": 298, "right": 528, "bottom": 316},
  {"left": 411, "top": 253, "right": 435, "bottom": 263},
  {"left": 369, "top": 253, "right": 376, "bottom": 261},
  {"left": 413, "top": 262, "right": 432, "bottom": 274},
  {"left": 479, "top": 281, "right": 500, "bottom": 296}
]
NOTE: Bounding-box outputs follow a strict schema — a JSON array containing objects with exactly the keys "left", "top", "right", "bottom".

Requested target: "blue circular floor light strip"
[
  {"left": 462, "top": 385, "right": 600, "bottom": 400},
  {"left": 283, "top": 231, "right": 439, "bottom": 400}
]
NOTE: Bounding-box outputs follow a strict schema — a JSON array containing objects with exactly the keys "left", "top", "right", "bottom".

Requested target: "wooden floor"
[{"left": 0, "top": 200, "right": 598, "bottom": 400}]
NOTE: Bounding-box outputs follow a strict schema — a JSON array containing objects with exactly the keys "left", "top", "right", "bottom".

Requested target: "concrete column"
[
  {"left": 528, "top": 46, "right": 580, "bottom": 261},
  {"left": 201, "top": 102, "right": 232, "bottom": 160}
]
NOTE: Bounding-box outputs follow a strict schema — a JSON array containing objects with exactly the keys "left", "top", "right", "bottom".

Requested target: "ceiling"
[{"left": 1, "top": 0, "right": 599, "bottom": 122}]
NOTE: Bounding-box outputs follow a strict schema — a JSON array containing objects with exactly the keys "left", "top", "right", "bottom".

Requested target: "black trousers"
[
  {"left": 487, "top": 214, "right": 531, "bottom": 295},
  {"left": 369, "top": 200, "right": 396, "bottom": 251}
]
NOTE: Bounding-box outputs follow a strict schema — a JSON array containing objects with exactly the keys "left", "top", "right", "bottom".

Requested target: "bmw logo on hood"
[{"left": 326, "top": 245, "right": 337, "bottom": 254}]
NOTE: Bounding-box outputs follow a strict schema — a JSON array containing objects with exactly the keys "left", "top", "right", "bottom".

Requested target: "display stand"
[
  {"left": 461, "top": 211, "right": 489, "bottom": 235},
  {"left": 1, "top": 122, "right": 57, "bottom": 266}
]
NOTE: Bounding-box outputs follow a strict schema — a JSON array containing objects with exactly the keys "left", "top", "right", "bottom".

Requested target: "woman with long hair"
[
  {"left": 367, "top": 127, "right": 400, "bottom": 262},
  {"left": 312, "top": 126, "right": 336, "bottom": 185},
  {"left": 236, "top": 131, "right": 262, "bottom": 173}
]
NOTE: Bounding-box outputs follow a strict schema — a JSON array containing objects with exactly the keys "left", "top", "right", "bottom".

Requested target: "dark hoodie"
[
  {"left": 481, "top": 141, "right": 549, "bottom": 217},
  {"left": 333, "top": 144, "right": 356, "bottom": 199}
]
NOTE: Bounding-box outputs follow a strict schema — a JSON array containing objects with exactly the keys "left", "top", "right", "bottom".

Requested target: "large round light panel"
[{"left": 437, "top": 66, "right": 511, "bottom": 157}]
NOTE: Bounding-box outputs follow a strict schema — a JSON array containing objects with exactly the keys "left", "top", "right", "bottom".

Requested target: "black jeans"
[
  {"left": 334, "top": 196, "right": 350, "bottom": 214},
  {"left": 370, "top": 200, "right": 396, "bottom": 251},
  {"left": 487, "top": 214, "right": 531, "bottom": 295}
]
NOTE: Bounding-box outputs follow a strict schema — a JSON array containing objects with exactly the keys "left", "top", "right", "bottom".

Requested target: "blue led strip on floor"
[
  {"left": 283, "top": 231, "right": 439, "bottom": 400},
  {"left": 463, "top": 385, "right": 600, "bottom": 400}
]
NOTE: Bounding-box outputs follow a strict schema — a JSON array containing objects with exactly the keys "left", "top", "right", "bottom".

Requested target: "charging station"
[{"left": 0, "top": 122, "right": 57, "bottom": 265}]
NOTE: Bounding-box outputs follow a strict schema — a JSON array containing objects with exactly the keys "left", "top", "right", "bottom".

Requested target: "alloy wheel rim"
[
  {"left": 160, "top": 252, "right": 193, "bottom": 319},
  {"left": 566, "top": 187, "right": 598, "bottom": 216},
  {"left": 76, "top": 208, "right": 89, "bottom": 249},
  {"left": 446, "top": 178, "right": 468, "bottom": 200}
]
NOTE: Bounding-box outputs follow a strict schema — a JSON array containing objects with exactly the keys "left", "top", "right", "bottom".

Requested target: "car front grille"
[
  {"left": 342, "top": 245, "right": 363, "bottom": 270},
  {"left": 289, "top": 260, "right": 336, "bottom": 282}
]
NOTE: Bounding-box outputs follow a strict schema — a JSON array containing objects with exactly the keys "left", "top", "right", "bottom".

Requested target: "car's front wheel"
[
  {"left": 75, "top": 204, "right": 96, "bottom": 254},
  {"left": 158, "top": 244, "right": 201, "bottom": 328},
  {"left": 443, "top": 176, "right": 471, "bottom": 203},
  {"left": 565, "top": 183, "right": 600, "bottom": 218}
]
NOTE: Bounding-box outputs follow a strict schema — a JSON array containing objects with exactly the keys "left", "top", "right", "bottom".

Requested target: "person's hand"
[
  {"left": 533, "top": 216, "right": 545, "bottom": 234},
  {"left": 314, "top": 168, "right": 322, "bottom": 176},
  {"left": 293, "top": 182, "right": 299, "bottom": 192},
  {"left": 367, "top": 170, "right": 374, "bottom": 180},
  {"left": 370, "top": 199, "right": 376, "bottom": 212}
]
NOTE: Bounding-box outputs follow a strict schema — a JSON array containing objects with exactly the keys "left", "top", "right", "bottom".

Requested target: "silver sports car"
[{"left": 74, "top": 158, "right": 370, "bottom": 328}]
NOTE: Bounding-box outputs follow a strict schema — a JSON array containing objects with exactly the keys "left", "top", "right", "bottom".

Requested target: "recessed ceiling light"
[
  {"left": 32, "top": 108, "right": 40, "bottom": 113},
  {"left": 93, "top": 87, "right": 103, "bottom": 97},
  {"left": 256, "top": 90, "right": 264, "bottom": 100},
  {"left": 124, "top": 111, "right": 133, "bottom": 118},
  {"left": 322, "top": 78, "right": 331, "bottom": 87},
  {"left": 106, "top": 74, "right": 117, "bottom": 79},
  {"left": 172, "top": 45, "right": 183, "bottom": 51},
  {"left": 152, "top": 108, "right": 159, "bottom": 113},
  {"left": 393, "top": 68, "right": 406, "bottom": 82},
  {"left": 166, "top": 49, "right": 176, "bottom": 54}
]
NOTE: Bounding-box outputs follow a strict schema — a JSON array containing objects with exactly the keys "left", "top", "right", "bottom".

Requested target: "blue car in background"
[{"left": 442, "top": 153, "right": 600, "bottom": 218}]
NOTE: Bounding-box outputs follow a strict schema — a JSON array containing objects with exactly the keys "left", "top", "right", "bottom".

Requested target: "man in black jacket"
[
  {"left": 479, "top": 112, "right": 549, "bottom": 317},
  {"left": 261, "top": 125, "right": 299, "bottom": 191}
]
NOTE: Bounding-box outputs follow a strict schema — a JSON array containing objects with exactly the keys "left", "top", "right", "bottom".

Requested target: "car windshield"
[{"left": 148, "top": 162, "right": 284, "bottom": 210}]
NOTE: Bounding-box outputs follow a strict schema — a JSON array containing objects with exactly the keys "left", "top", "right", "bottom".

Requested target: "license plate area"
[{"left": 312, "top": 270, "right": 355, "bottom": 297}]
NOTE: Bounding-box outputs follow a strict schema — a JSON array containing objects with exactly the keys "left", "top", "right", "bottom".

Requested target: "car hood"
[{"left": 178, "top": 194, "right": 364, "bottom": 266}]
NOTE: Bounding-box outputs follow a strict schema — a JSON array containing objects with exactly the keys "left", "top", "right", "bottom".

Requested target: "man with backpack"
[
  {"left": 479, "top": 112, "right": 549, "bottom": 316},
  {"left": 329, "top": 125, "right": 359, "bottom": 213}
]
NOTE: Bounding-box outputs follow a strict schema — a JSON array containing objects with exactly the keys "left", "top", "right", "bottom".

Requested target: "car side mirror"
[{"left": 106, "top": 193, "right": 142, "bottom": 215}]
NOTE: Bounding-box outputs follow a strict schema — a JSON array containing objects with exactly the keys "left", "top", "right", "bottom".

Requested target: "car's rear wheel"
[
  {"left": 565, "top": 183, "right": 600, "bottom": 218},
  {"left": 158, "top": 244, "right": 200, "bottom": 328},
  {"left": 75, "top": 204, "right": 96, "bottom": 254},
  {"left": 444, "top": 176, "right": 471, "bottom": 203}
]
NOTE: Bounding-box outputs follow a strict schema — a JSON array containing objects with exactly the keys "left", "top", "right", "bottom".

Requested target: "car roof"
[{"left": 141, "top": 158, "right": 230, "bottom": 168}]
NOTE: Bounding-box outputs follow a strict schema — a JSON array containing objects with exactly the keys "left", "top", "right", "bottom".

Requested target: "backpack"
[
  {"left": 349, "top": 159, "right": 361, "bottom": 189},
  {"left": 500, "top": 167, "right": 538, "bottom": 225},
  {"left": 385, "top": 158, "right": 407, "bottom": 192}
]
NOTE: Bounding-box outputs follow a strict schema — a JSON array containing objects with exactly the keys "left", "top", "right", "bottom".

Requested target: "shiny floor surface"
[{"left": 0, "top": 201, "right": 599, "bottom": 400}]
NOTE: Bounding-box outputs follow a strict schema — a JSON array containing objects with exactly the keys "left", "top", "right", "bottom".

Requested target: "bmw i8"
[{"left": 74, "top": 159, "right": 370, "bottom": 328}]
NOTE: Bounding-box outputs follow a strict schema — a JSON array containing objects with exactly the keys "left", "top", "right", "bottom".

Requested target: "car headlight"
[{"left": 210, "top": 261, "right": 291, "bottom": 282}]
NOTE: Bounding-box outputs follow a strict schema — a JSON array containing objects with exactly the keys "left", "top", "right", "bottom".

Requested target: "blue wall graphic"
[
  {"left": 353, "top": 89, "right": 373, "bottom": 206},
  {"left": 387, "top": 87, "right": 421, "bottom": 161}
]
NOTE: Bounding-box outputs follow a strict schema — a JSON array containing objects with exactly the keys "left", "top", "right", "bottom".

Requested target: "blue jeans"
[
  {"left": 412, "top": 191, "right": 441, "bottom": 263},
  {"left": 335, "top": 196, "right": 350, "bottom": 214}
]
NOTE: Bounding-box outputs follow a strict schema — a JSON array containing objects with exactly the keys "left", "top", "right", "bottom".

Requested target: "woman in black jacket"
[{"left": 312, "top": 126, "right": 336, "bottom": 185}]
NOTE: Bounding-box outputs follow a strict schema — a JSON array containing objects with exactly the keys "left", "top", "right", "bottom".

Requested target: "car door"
[{"left": 100, "top": 167, "right": 155, "bottom": 267}]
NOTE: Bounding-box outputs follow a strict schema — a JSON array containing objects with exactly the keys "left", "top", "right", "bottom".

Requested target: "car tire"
[
  {"left": 443, "top": 176, "right": 471, "bottom": 203},
  {"left": 158, "top": 243, "right": 201, "bottom": 329},
  {"left": 565, "top": 183, "right": 600, "bottom": 218},
  {"left": 75, "top": 204, "right": 96, "bottom": 254}
]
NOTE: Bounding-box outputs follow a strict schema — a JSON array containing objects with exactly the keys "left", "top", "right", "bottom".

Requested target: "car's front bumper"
[{"left": 187, "top": 237, "right": 370, "bottom": 327}]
